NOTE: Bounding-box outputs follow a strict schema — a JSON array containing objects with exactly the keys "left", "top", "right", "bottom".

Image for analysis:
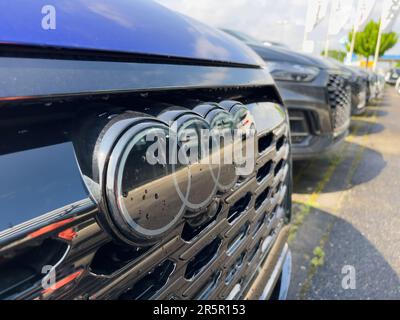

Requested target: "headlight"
[{"left": 267, "top": 62, "right": 320, "bottom": 82}]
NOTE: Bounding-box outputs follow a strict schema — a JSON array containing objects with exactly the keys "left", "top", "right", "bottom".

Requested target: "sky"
[{"left": 156, "top": 0, "right": 400, "bottom": 57}]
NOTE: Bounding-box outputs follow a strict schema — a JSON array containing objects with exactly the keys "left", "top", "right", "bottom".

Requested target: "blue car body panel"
[{"left": 0, "top": 0, "right": 263, "bottom": 66}]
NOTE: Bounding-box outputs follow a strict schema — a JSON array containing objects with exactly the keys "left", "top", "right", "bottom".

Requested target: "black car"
[
  {"left": 355, "top": 68, "right": 375, "bottom": 103},
  {"left": 347, "top": 67, "right": 369, "bottom": 114},
  {"left": 367, "top": 70, "right": 385, "bottom": 100},
  {"left": 0, "top": 1, "right": 292, "bottom": 300},
  {"left": 385, "top": 68, "right": 400, "bottom": 85},
  {"left": 222, "top": 29, "right": 351, "bottom": 160}
]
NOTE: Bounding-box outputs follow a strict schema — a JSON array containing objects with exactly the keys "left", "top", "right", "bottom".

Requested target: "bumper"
[
  {"left": 275, "top": 72, "right": 350, "bottom": 161},
  {"left": 352, "top": 104, "right": 367, "bottom": 116},
  {"left": 291, "top": 130, "right": 347, "bottom": 161}
]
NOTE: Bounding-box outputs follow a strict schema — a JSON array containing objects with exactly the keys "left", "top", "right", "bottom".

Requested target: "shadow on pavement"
[
  {"left": 293, "top": 140, "right": 386, "bottom": 194},
  {"left": 362, "top": 108, "right": 388, "bottom": 118},
  {"left": 349, "top": 119, "right": 385, "bottom": 136},
  {"left": 373, "top": 99, "right": 393, "bottom": 108},
  {"left": 288, "top": 203, "right": 400, "bottom": 300}
]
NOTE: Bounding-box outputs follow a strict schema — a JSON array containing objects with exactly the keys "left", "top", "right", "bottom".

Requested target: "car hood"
[
  {"left": 249, "top": 44, "right": 339, "bottom": 70},
  {"left": 0, "top": 0, "right": 263, "bottom": 66}
]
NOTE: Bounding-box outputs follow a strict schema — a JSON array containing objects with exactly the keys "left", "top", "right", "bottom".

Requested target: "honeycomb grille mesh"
[{"left": 327, "top": 74, "right": 351, "bottom": 132}]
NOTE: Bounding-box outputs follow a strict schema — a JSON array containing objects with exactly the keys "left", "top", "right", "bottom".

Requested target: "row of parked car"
[{"left": 222, "top": 29, "right": 385, "bottom": 160}]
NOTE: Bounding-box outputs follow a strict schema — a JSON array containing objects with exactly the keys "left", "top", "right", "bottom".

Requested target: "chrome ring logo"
[{"left": 96, "top": 103, "right": 257, "bottom": 246}]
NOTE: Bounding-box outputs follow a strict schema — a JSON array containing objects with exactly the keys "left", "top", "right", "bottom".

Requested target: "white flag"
[
  {"left": 354, "top": 0, "right": 376, "bottom": 30},
  {"left": 303, "top": 40, "right": 315, "bottom": 53},
  {"left": 328, "top": 0, "right": 354, "bottom": 35},
  {"left": 381, "top": 0, "right": 400, "bottom": 31},
  {"left": 305, "top": 0, "right": 329, "bottom": 33}
]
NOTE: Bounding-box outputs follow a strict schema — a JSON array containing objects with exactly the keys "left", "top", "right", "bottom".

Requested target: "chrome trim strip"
[
  {"left": 279, "top": 247, "right": 292, "bottom": 300},
  {"left": 259, "top": 243, "right": 291, "bottom": 300},
  {"left": 0, "top": 198, "right": 96, "bottom": 247}
]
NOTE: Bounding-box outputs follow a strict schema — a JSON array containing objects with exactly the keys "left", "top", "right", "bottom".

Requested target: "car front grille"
[
  {"left": 87, "top": 120, "right": 291, "bottom": 301},
  {"left": 351, "top": 77, "right": 368, "bottom": 108},
  {"left": 327, "top": 74, "right": 351, "bottom": 133},
  {"left": 0, "top": 97, "right": 290, "bottom": 301}
]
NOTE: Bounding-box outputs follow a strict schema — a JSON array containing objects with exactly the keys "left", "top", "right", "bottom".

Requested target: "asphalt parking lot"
[{"left": 288, "top": 86, "right": 400, "bottom": 300}]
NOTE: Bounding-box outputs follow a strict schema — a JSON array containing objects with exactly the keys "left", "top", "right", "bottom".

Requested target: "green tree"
[
  {"left": 321, "top": 50, "right": 347, "bottom": 62},
  {"left": 347, "top": 20, "right": 398, "bottom": 66}
]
